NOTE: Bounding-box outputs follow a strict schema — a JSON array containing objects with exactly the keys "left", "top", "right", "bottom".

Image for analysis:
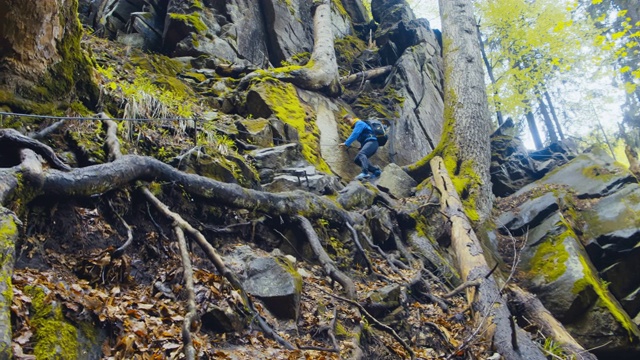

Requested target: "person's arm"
[{"left": 344, "top": 121, "right": 367, "bottom": 147}]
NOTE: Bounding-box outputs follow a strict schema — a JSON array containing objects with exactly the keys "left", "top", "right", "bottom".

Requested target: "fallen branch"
[
  {"left": 175, "top": 227, "right": 197, "bottom": 360},
  {"left": 294, "top": 215, "right": 356, "bottom": 300},
  {"left": 430, "top": 156, "right": 545, "bottom": 360},
  {"left": 506, "top": 285, "right": 597, "bottom": 360},
  {"left": 340, "top": 66, "right": 392, "bottom": 86},
  {"left": 443, "top": 279, "right": 482, "bottom": 299}
]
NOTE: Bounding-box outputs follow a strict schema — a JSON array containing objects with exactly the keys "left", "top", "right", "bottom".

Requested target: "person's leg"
[{"left": 361, "top": 141, "right": 380, "bottom": 175}]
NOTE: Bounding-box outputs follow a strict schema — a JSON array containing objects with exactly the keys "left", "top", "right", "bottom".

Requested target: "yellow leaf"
[
  {"left": 620, "top": 66, "right": 632, "bottom": 73},
  {"left": 624, "top": 81, "right": 637, "bottom": 94},
  {"left": 618, "top": 10, "right": 628, "bottom": 17}
]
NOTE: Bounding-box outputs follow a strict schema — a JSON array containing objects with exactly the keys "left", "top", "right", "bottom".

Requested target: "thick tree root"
[
  {"left": 0, "top": 128, "right": 70, "bottom": 171},
  {"left": 294, "top": 215, "right": 356, "bottom": 299}
]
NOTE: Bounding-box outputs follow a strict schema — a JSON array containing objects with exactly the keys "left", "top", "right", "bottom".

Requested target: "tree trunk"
[
  {"left": 526, "top": 110, "right": 543, "bottom": 150},
  {"left": 537, "top": 94, "right": 558, "bottom": 143},
  {"left": 543, "top": 90, "right": 565, "bottom": 141},
  {"left": 238, "top": 0, "right": 341, "bottom": 96},
  {"left": 477, "top": 26, "right": 504, "bottom": 126},
  {"left": 0, "top": 0, "right": 98, "bottom": 104},
  {"left": 430, "top": 156, "right": 546, "bottom": 360},
  {"left": 436, "top": 0, "right": 494, "bottom": 223}
]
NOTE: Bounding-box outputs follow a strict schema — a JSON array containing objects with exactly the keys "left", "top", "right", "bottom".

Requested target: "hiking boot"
[
  {"left": 370, "top": 169, "right": 382, "bottom": 179},
  {"left": 355, "top": 172, "right": 370, "bottom": 181}
]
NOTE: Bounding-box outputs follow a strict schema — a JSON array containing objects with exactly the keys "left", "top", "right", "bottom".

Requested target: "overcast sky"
[{"left": 412, "top": 0, "right": 441, "bottom": 29}]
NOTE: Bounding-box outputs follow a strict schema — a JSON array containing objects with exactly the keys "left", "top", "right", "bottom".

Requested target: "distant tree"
[{"left": 475, "top": 0, "right": 601, "bottom": 145}]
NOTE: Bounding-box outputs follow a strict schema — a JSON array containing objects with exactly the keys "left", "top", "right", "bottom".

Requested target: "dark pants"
[{"left": 354, "top": 140, "right": 379, "bottom": 173}]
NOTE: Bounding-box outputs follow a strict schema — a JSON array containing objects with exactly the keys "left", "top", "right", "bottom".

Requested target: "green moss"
[
  {"left": 528, "top": 221, "right": 571, "bottom": 283},
  {"left": 169, "top": 13, "right": 207, "bottom": 33},
  {"left": 275, "top": 256, "right": 303, "bottom": 294},
  {"left": 25, "top": 286, "right": 79, "bottom": 359},
  {"left": 43, "top": 0, "right": 99, "bottom": 106},
  {"left": 259, "top": 80, "right": 331, "bottom": 173},
  {"left": 185, "top": 71, "right": 207, "bottom": 83},
  {"left": 572, "top": 255, "right": 638, "bottom": 340},
  {"left": 581, "top": 165, "right": 618, "bottom": 181}
]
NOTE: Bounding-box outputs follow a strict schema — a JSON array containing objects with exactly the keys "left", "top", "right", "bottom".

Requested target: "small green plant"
[{"left": 542, "top": 337, "right": 568, "bottom": 359}]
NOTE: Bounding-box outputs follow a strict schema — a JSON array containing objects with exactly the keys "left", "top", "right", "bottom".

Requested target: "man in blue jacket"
[{"left": 339, "top": 114, "right": 382, "bottom": 180}]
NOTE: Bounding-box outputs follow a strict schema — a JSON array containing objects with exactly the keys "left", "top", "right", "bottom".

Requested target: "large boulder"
[
  {"left": 376, "top": 163, "right": 417, "bottom": 198},
  {"left": 492, "top": 149, "right": 640, "bottom": 357}
]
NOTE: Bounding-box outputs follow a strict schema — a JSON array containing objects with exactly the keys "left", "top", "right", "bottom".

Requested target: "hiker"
[{"left": 339, "top": 114, "right": 382, "bottom": 180}]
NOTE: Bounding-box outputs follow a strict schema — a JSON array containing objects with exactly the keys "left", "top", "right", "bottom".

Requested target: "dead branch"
[
  {"left": 30, "top": 120, "right": 66, "bottom": 140},
  {"left": 310, "top": 282, "right": 415, "bottom": 360},
  {"left": 506, "top": 285, "right": 597, "bottom": 360},
  {"left": 443, "top": 279, "right": 482, "bottom": 299},
  {"left": 340, "top": 66, "right": 392, "bottom": 86},
  {"left": 294, "top": 215, "right": 356, "bottom": 300},
  {"left": 175, "top": 227, "right": 197, "bottom": 360},
  {"left": 430, "top": 156, "right": 545, "bottom": 360}
]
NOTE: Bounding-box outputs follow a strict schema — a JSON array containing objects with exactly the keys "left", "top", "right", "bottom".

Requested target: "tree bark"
[
  {"left": 0, "top": 0, "right": 98, "bottom": 104},
  {"left": 436, "top": 0, "right": 494, "bottom": 223},
  {"left": 505, "top": 285, "right": 597, "bottom": 360},
  {"left": 430, "top": 156, "right": 546, "bottom": 360},
  {"left": 543, "top": 90, "right": 565, "bottom": 141},
  {"left": 239, "top": 0, "right": 341, "bottom": 96}
]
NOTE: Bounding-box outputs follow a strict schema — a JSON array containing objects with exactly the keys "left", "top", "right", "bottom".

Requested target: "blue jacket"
[{"left": 345, "top": 120, "right": 376, "bottom": 147}]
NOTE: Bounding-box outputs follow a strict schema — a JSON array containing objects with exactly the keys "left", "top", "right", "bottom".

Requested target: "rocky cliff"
[{"left": 1, "top": 0, "right": 639, "bottom": 359}]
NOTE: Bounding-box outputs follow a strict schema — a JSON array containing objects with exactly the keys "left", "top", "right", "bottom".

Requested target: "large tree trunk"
[
  {"left": 430, "top": 156, "right": 546, "bottom": 360},
  {"left": 0, "top": 0, "right": 98, "bottom": 105},
  {"left": 436, "top": 0, "right": 493, "bottom": 223}
]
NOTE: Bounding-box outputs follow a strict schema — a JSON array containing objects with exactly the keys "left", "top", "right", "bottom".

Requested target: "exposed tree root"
[
  {"left": 175, "top": 227, "right": 197, "bottom": 360},
  {"left": 294, "top": 215, "right": 356, "bottom": 299},
  {"left": 0, "top": 128, "right": 70, "bottom": 171},
  {"left": 345, "top": 222, "right": 374, "bottom": 273}
]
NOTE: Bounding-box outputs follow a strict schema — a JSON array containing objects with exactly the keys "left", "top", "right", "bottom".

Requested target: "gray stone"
[
  {"left": 364, "top": 284, "right": 402, "bottom": 317},
  {"left": 249, "top": 143, "right": 305, "bottom": 171},
  {"left": 376, "top": 163, "right": 417, "bottom": 198},
  {"left": 337, "top": 181, "right": 376, "bottom": 210},
  {"left": 243, "top": 257, "right": 302, "bottom": 320},
  {"left": 202, "top": 304, "right": 245, "bottom": 333},
  {"left": 496, "top": 192, "right": 559, "bottom": 235}
]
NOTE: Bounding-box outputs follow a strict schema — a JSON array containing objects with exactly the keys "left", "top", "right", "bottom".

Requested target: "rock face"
[
  {"left": 490, "top": 119, "right": 574, "bottom": 197},
  {"left": 493, "top": 149, "right": 640, "bottom": 357},
  {"left": 368, "top": 0, "right": 445, "bottom": 165}
]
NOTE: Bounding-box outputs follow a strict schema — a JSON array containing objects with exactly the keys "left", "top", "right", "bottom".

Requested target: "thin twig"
[{"left": 175, "top": 227, "right": 197, "bottom": 360}]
